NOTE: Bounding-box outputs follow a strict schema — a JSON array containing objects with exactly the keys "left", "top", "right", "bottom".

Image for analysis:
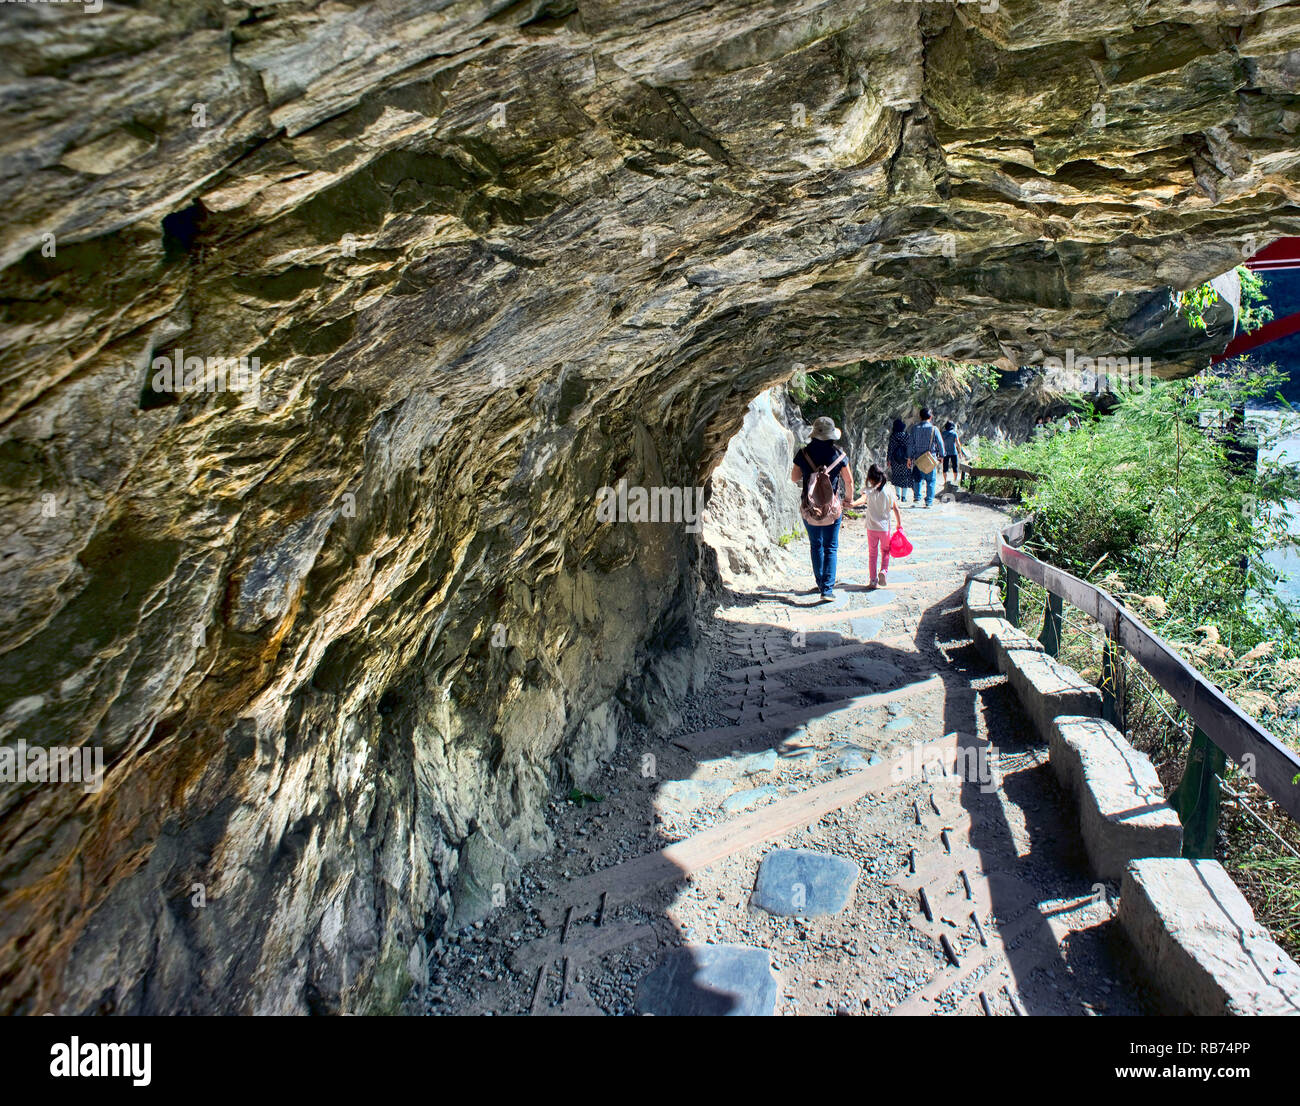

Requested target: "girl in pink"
[{"left": 852, "top": 464, "right": 903, "bottom": 587}]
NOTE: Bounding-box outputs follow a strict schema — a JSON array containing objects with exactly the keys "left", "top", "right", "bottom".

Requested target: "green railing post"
[
  {"left": 1172, "top": 727, "right": 1226, "bottom": 859},
  {"left": 1004, "top": 568, "right": 1021, "bottom": 627},
  {"left": 1039, "top": 592, "right": 1063, "bottom": 657},
  {"left": 1101, "top": 632, "right": 1125, "bottom": 731}
]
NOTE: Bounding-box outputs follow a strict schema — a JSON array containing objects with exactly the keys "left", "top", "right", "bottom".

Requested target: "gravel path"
[{"left": 425, "top": 491, "right": 1152, "bottom": 1016}]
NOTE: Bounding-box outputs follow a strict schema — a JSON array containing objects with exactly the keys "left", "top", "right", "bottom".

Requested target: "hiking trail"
[{"left": 427, "top": 495, "right": 1150, "bottom": 1016}]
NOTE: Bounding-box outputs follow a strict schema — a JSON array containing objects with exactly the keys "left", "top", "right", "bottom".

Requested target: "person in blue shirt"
[
  {"left": 940, "top": 420, "right": 970, "bottom": 488},
  {"left": 907, "top": 408, "right": 944, "bottom": 508}
]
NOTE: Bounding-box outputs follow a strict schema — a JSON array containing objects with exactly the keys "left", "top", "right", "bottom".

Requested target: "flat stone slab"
[
  {"left": 727, "top": 748, "right": 778, "bottom": 776},
  {"left": 752, "top": 848, "right": 860, "bottom": 916},
  {"left": 848, "top": 616, "right": 883, "bottom": 640},
  {"left": 828, "top": 744, "right": 881, "bottom": 771},
  {"left": 1118, "top": 858, "right": 1300, "bottom": 1016},
  {"left": 1004, "top": 648, "right": 1102, "bottom": 742},
  {"left": 635, "top": 944, "right": 777, "bottom": 1016},
  {"left": 1049, "top": 716, "right": 1182, "bottom": 879},
  {"left": 721, "top": 784, "right": 778, "bottom": 813},
  {"left": 656, "top": 779, "right": 732, "bottom": 810}
]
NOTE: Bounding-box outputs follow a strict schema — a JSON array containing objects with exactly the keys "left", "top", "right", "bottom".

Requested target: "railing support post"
[
  {"left": 1101, "top": 632, "right": 1125, "bottom": 731},
  {"left": 1004, "top": 568, "right": 1020, "bottom": 627},
  {"left": 1039, "top": 592, "right": 1063, "bottom": 657},
  {"left": 1172, "top": 727, "right": 1226, "bottom": 859}
]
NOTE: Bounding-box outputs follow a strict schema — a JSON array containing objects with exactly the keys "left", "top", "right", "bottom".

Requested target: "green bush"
[
  {"left": 777, "top": 529, "right": 804, "bottom": 548},
  {"left": 981, "top": 364, "right": 1299, "bottom": 743},
  {"left": 982, "top": 363, "right": 1300, "bottom": 956},
  {"left": 1178, "top": 265, "right": 1274, "bottom": 332}
]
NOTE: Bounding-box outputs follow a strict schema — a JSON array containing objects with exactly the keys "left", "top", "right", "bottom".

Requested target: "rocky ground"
[{"left": 425, "top": 493, "right": 1153, "bottom": 1016}]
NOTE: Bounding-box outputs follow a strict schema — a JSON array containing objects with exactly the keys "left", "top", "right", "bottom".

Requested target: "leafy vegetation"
[
  {"left": 979, "top": 366, "right": 1297, "bottom": 649},
  {"left": 1178, "top": 265, "right": 1274, "bottom": 332},
  {"left": 978, "top": 363, "right": 1300, "bottom": 954},
  {"left": 566, "top": 787, "right": 604, "bottom": 806},
  {"left": 1239, "top": 267, "right": 1274, "bottom": 333},
  {"left": 789, "top": 357, "right": 1000, "bottom": 416}
]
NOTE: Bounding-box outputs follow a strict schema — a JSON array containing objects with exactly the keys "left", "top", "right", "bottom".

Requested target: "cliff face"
[
  {"left": 702, "top": 387, "right": 806, "bottom": 585},
  {"left": 3, "top": 0, "right": 1300, "bottom": 1014}
]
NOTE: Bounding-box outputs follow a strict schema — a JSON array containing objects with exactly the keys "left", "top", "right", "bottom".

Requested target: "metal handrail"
[{"left": 997, "top": 518, "right": 1300, "bottom": 825}]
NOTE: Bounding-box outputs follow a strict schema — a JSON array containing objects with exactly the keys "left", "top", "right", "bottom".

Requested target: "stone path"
[{"left": 426, "top": 490, "right": 1152, "bottom": 1016}]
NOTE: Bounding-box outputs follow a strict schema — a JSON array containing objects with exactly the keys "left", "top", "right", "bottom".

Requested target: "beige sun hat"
[{"left": 810, "top": 416, "right": 841, "bottom": 441}]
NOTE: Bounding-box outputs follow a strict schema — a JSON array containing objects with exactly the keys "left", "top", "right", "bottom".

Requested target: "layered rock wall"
[
  {"left": 702, "top": 387, "right": 805, "bottom": 585},
  {"left": 3, "top": 0, "right": 1300, "bottom": 1013}
]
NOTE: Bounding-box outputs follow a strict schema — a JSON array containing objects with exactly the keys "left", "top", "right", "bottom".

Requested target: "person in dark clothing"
[
  {"left": 887, "top": 418, "right": 913, "bottom": 502},
  {"left": 940, "top": 420, "right": 970, "bottom": 488},
  {"left": 790, "top": 416, "right": 856, "bottom": 600}
]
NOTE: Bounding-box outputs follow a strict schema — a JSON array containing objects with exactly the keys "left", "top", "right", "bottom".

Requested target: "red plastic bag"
[{"left": 889, "top": 529, "right": 913, "bottom": 558}]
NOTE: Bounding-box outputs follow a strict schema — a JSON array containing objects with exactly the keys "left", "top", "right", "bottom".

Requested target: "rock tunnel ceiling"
[{"left": 2, "top": 0, "right": 1300, "bottom": 1013}]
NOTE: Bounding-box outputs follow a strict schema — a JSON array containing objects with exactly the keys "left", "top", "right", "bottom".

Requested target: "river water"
[
  {"left": 1242, "top": 269, "right": 1300, "bottom": 609},
  {"left": 1250, "top": 407, "right": 1300, "bottom": 608}
]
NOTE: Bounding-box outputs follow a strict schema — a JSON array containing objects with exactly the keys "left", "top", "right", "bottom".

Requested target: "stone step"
[
  {"left": 672, "top": 674, "right": 948, "bottom": 754},
  {"left": 786, "top": 600, "right": 898, "bottom": 629},
  {"left": 721, "top": 635, "right": 915, "bottom": 680},
  {"left": 635, "top": 944, "right": 778, "bottom": 1017},
  {"left": 886, "top": 910, "right": 1068, "bottom": 1016},
  {"left": 510, "top": 922, "right": 657, "bottom": 974},
  {"left": 752, "top": 848, "right": 860, "bottom": 917}
]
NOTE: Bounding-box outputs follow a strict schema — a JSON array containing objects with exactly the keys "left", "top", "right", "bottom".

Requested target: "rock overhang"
[{"left": 2, "top": 0, "right": 1300, "bottom": 1014}]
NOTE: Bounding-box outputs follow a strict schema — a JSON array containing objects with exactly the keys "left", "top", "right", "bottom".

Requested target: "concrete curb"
[
  {"left": 1003, "top": 648, "right": 1102, "bottom": 742},
  {"left": 962, "top": 563, "right": 1099, "bottom": 743},
  {"left": 970, "top": 614, "right": 1045, "bottom": 673},
  {"left": 962, "top": 564, "right": 1005, "bottom": 641},
  {"left": 1049, "top": 716, "right": 1182, "bottom": 879},
  {"left": 964, "top": 566, "right": 1300, "bottom": 1016},
  {"left": 1118, "top": 857, "right": 1300, "bottom": 1016}
]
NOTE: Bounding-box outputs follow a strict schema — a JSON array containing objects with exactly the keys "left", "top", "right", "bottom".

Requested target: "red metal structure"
[
  {"left": 1241, "top": 236, "right": 1300, "bottom": 272},
  {"left": 1212, "top": 236, "right": 1300, "bottom": 363}
]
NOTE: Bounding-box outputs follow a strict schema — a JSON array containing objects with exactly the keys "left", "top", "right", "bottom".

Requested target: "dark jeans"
[
  {"left": 804, "top": 517, "right": 842, "bottom": 594},
  {"left": 912, "top": 466, "right": 937, "bottom": 506}
]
